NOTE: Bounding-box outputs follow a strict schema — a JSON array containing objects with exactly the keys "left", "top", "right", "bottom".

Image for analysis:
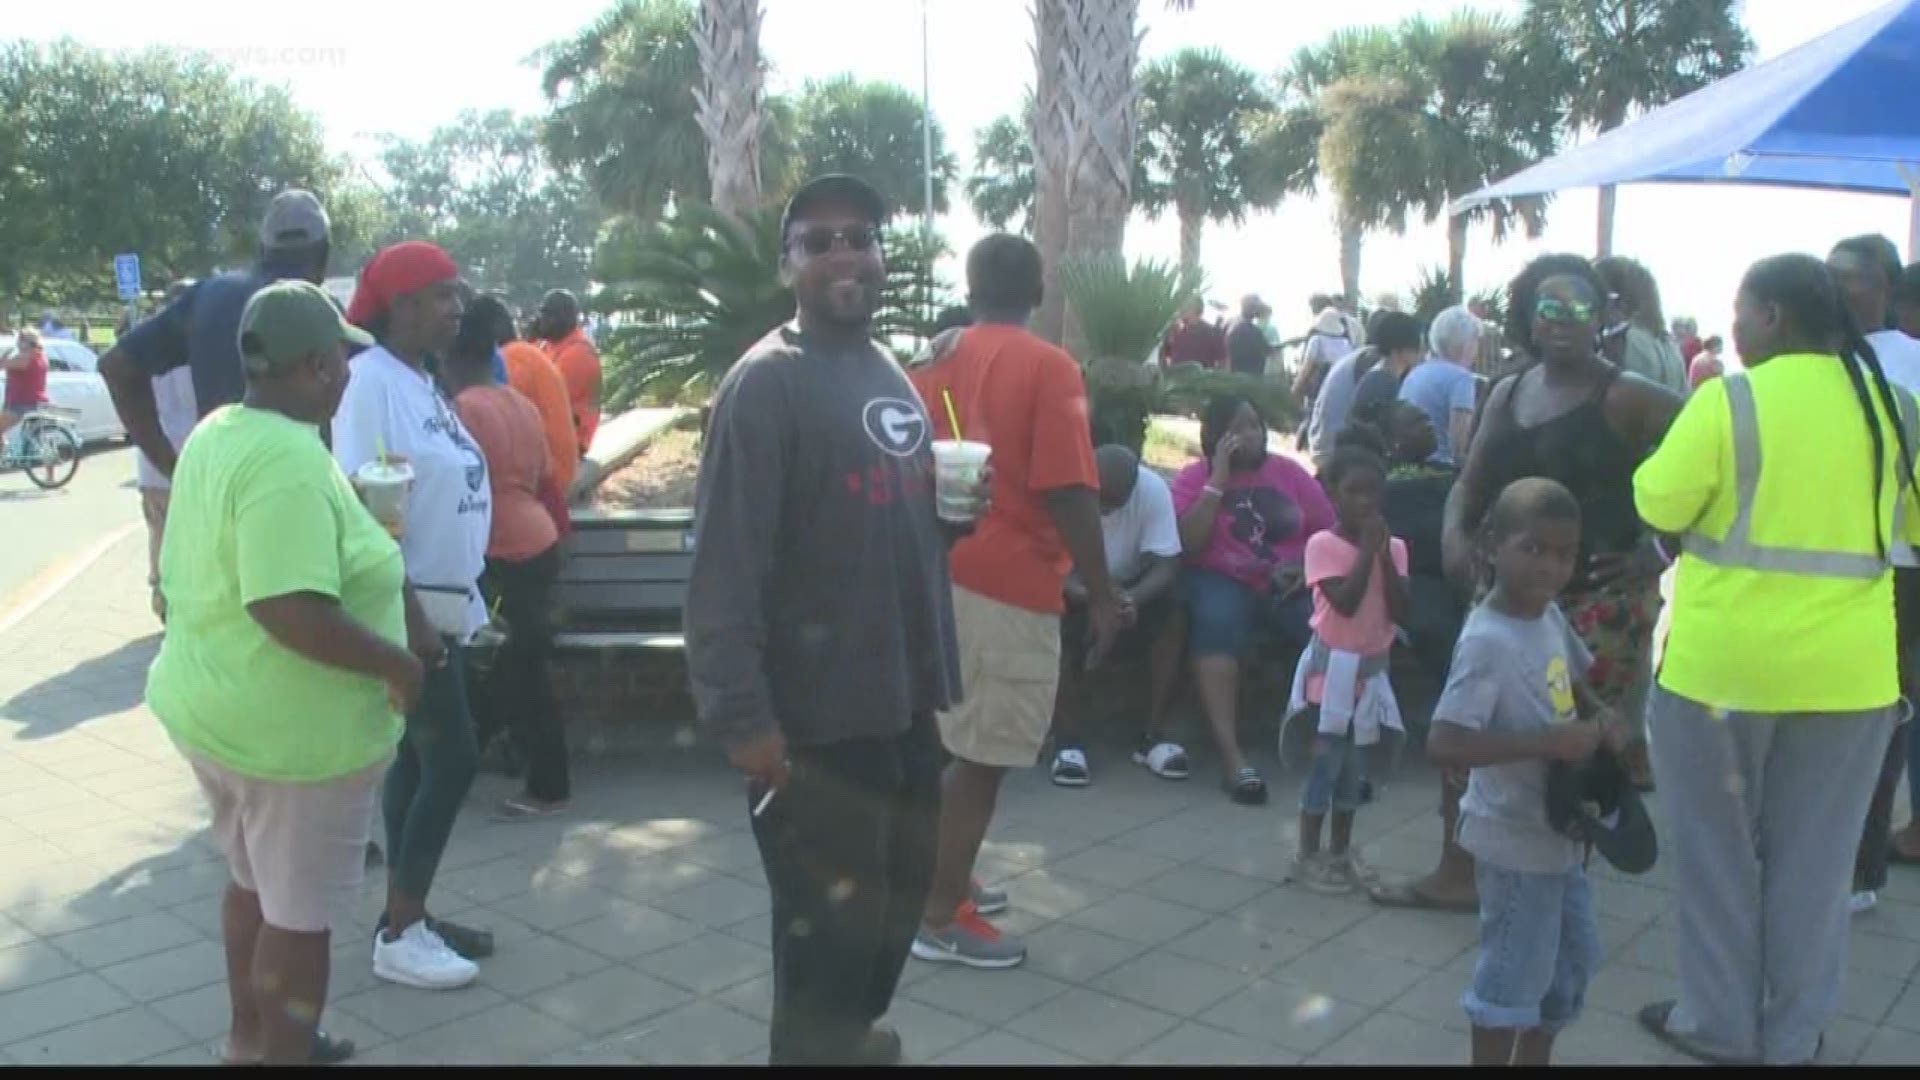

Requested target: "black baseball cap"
[
  {"left": 779, "top": 174, "right": 889, "bottom": 244},
  {"left": 1546, "top": 748, "right": 1658, "bottom": 875}
]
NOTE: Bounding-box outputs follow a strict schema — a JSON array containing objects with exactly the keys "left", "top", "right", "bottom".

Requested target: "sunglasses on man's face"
[
  {"left": 1535, "top": 297, "right": 1596, "bottom": 325},
  {"left": 790, "top": 224, "right": 879, "bottom": 257}
]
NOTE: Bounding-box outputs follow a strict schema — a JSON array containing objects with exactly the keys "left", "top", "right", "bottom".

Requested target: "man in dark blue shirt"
[{"left": 102, "top": 190, "right": 333, "bottom": 479}]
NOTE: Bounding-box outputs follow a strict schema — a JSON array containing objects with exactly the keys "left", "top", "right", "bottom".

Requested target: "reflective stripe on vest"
[{"left": 1683, "top": 372, "right": 1920, "bottom": 580}]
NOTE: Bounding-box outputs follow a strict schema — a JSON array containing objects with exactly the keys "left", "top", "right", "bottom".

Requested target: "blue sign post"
[
  {"left": 114, "top": 254, "right": 141, "bottom": 328},
  {"left": 113, "top": 254, "right": 141, "bottom": 300}
]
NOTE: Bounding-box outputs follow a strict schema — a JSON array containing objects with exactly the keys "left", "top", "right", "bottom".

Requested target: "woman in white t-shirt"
[{"left": 337, "top": 241, "right": 493, "bottom": 992}]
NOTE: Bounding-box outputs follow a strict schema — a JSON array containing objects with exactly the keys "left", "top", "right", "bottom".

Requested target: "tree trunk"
[
  {"left": 1446, "top": 213, "right": 1468, "bottom": 304},
  {"left": 693, "top": 0, "right": 766, "bottom": 219},
  {"left": 1031, "top": 0, "right": 1069, "bottom": 344},
  {"left": 1178, "top": 205, "right": 1202, "bottom": 273},
  {"left": 1339, "top": 215, "right": 1363, "bottom": 307},
  {"left": 1059, "top": 0, "right": 1142, "bottom": 360},
  {"left": 1595, "top": 183, "right": 1617, "bottom": 259}
]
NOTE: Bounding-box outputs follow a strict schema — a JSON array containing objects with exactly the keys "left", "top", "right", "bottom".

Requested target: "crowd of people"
[
  {"left": 74, "top": 167, "right": 1920, "bottom": 1068},
  {"left": 94, "top": 190, "right": 606, "bottom": 1062},
  {"left": 684, "top": 169, "right": 1920, "bottom": 1066}
]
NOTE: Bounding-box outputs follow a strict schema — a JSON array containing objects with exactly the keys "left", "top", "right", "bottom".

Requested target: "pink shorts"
[{"left": 183, "top": 749, "right": 389, "bottom": 933}]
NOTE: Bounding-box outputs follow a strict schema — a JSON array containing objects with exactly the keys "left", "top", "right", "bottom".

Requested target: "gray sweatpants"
[{"left": 1651, "top": 689, "right": 1894, "bottom": 1065}]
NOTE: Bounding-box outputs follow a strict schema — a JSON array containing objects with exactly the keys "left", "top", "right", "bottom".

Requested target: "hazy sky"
[{"left": 17, "top": 0, "right": 1912, "bottom": 338}]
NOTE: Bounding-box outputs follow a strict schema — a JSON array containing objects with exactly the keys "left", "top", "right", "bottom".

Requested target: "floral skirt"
[{"left": 1560, "top": 580, "right": 1662, "bottom": 712}]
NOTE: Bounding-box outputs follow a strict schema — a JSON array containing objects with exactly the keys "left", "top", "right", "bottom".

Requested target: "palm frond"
[{"left": 1057, "top": 255, "right": 1204, "bottom": 364}]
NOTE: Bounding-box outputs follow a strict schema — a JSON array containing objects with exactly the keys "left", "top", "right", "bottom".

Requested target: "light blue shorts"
[{"left": 1462, "top": 861, "right": 1599, "bottom": 1033}]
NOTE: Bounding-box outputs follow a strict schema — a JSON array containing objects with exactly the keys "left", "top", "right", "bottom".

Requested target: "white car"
[{"left": 0, "top": 335, "right": 127, "bottom": 445}]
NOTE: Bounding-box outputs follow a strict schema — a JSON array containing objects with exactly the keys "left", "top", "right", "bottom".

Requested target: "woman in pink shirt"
[
  {"left": 444, "top": 299, "right": 568, "bottom": 817},
  {"left": 1173, "top": 395, "right": 1337, "bottom": 803}
]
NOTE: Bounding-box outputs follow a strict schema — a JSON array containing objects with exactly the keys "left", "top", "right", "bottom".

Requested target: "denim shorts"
[
  {"left": 1462, "top": 862, "right": 1599, "bottom": 1033},
  {"left": 1185, "top": 568, "right": 1311, "bottom": 658},
  {"left": 1300, "top": 720, "right": 1365, "bottom": 815}
]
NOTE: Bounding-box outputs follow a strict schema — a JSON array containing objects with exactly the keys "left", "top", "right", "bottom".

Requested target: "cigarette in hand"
[{"left": 752, "top": 787, "right": 777, "bottom": 818}]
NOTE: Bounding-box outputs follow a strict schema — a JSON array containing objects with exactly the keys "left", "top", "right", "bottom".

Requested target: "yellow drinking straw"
[{"left": 941, "top": 387, "right": 963, "bottom": 441}]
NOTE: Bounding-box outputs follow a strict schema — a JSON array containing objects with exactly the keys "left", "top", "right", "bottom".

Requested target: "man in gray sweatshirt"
[{"left": 684, "top": 175, "right": 971, "bottom": 1067}]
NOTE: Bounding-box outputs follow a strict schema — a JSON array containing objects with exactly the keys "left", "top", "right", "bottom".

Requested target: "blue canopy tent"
[{"left": 1455, "top": 0, "right": 1920, "bottom": 255}]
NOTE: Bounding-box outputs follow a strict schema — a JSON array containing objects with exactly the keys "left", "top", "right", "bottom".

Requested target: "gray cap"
[{"left": 259, "top": 189, "right": 331, "bottom": 251}]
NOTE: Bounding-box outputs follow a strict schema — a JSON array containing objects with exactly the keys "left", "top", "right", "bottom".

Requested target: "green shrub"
[
  {"left": 593, "top": 202, "right": 956, "bottom": 405},
  {"left": 1057, "top": 255, "right": 1205, "bottom": 365}
]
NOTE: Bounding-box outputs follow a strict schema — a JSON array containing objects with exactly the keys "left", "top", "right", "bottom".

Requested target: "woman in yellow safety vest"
[{"left": 1633, "top": 253, "right": 1920, "bottom": 1066}]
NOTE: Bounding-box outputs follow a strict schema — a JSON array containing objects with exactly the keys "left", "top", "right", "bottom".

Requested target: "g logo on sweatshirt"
[{"left": 862, "top": 398, "right": 928, "bottom": 458}]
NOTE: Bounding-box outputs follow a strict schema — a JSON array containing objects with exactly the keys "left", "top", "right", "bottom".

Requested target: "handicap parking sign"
[{"left": 114, "top": 254, "right": 141, "bottom": 301}]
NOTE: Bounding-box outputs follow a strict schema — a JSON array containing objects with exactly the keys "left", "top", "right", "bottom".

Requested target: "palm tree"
[
  {"left": 1134, "top": 48, "right": 1279, "bottom": 272},
  {"left": 1321, "top": 13, "right": 1557, "bottom": 299},
  {"left": 966, "top": 109, "right": 1036, "bottom": 232},
  {"left": 1520, "top": 0, "right": 1751, "bottom": 256},
  {"left": 538, "top": 0, "right": 709, "bottom": 220},
  {"left": 1031, "top": 0, "right": 1070, "bottom": 341},
  {"left": 1407, "top": 13, "right": 1557, "bottom": 295},
  {"left": 1029, "top": 0, "right": 1190, "bottom": 348},
  {"left": 792, "top": 76, "right": 959, "bottom": 216},
  {"left": 1273, "top": 26, "right": 1403, "bottom": 303},
  {"left": 693, "top": 0, "right": 770, "bottom": 217}
]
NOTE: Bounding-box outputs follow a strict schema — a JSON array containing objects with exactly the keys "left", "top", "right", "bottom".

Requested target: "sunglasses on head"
[
  {"left": 1535, "top": 296, "right": 1596, "bottom": 325},
  {"left": 790, "top": 224, "right": 879, "bottom": 257}
]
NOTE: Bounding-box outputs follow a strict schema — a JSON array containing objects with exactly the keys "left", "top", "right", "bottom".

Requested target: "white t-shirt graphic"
[{"left": 331, "top": 346, "right": 492, "bottom": 638}]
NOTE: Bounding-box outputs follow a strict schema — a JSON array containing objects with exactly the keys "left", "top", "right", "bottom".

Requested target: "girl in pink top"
[{"left": 1290, "top": 437, "right": 1407, "bottom": 894}]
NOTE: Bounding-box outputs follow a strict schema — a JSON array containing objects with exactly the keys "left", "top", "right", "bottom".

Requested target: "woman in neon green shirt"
[
  {"left": 1633, "top": 254, "right": 1918, "bottom": 1066},
  {"left": 148, "top": 281, "right": 423, "bottom": 1066}
]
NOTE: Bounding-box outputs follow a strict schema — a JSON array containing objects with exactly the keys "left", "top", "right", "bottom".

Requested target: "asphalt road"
[{"left": 0, "top": 444, "right": 142, "bottom": 614}]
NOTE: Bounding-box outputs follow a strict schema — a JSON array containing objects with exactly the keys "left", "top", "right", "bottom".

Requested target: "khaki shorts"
[
  {"left": 938, "top": 586, "right": 1062, "bottom": 768},
  {"left": 183, "top": 749, "right": 389, "bottom": 933}
]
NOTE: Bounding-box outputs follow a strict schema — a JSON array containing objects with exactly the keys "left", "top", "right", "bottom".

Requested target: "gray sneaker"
[
  {"left": 1289, "top": 852, "right": 1354, "bottom": 896},
  {"left": 911, "top": 907, "right": 1026, "bottom": 969}
]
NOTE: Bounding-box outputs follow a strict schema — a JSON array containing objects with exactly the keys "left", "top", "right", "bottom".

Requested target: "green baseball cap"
[{"left": 237, "top": 280, "right": 372, "bottom": 375}]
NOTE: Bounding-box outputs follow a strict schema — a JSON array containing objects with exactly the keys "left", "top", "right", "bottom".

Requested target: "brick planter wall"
[
  {"left": 552, "top": 647, "right": 703, "bottom": 757},
  {"left": 549, "top": 639, "right": 1302, "bottom": 764}
]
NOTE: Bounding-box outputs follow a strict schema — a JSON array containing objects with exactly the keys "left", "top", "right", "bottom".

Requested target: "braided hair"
[
  {"left": 1743, "top": 253, "right": 1916, "bottom": 558},
  {"left": 1504, "top": 254, "right": 1610, "bottom": 361}
]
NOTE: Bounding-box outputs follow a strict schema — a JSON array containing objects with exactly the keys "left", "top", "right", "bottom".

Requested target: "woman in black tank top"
[{"left": 1367, "top": 254, "right": 1683, "bottom": 914}]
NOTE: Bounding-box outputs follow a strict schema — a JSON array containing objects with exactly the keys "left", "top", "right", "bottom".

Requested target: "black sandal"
[
  {"left": 428, "top": 916, "right": 495, "bottom": 960},
  {"left": 1637, "top": 1001, "right": 1742, "bottom": 1066}
]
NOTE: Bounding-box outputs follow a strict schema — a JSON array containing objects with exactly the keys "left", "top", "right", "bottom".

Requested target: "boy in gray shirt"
[{"left": 1428, "top": 478, "right": 1628, "bottom": 1066}]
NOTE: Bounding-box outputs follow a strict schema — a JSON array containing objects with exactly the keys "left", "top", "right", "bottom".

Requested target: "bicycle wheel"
[{"left": 23, "top": 425, "right": 80, "bottom": 490}]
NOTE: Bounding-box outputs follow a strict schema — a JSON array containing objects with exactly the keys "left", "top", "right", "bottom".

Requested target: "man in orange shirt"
[
  {"left": 534, "top": 289, "right": 603, "bottom": 455},
  {"left": 908, "top": 234, "right": 1124, "bottom": 970}
]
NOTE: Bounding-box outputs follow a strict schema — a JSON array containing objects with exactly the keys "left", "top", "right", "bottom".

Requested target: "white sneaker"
[
  {"left": 373, "top": 921, "right": 479, "bottom": 990},
  {"left": 1850, "top": 890, "right": 1879, "bottom": 915}
]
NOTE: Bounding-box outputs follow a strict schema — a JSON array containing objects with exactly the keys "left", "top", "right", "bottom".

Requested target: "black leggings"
[
  {"left": 384, "top": 646, "right": 480, "bottom": 901},
  {"left": 476, "top": 546, "right": 568, "bottom": 802}
]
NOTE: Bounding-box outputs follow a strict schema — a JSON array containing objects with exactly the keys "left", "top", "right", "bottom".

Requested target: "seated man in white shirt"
[{"left": 1049, "top": 445, "right": 1188, "bottom": 786}]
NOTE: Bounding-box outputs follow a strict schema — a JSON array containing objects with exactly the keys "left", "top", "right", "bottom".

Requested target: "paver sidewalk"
[{"left": 4, "top": 533, "right": 1920, "bottom": 1064}]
